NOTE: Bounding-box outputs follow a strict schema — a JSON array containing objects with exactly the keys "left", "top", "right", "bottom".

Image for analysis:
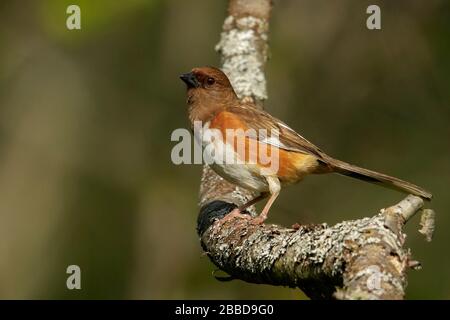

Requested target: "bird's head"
[{"left": 180, "top": 66, "right": 238, "bottom": 123}]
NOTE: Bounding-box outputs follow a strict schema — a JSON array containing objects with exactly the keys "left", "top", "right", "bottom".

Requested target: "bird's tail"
[{"left": 326, "top": 157, "right": 432, "bottom": 200}]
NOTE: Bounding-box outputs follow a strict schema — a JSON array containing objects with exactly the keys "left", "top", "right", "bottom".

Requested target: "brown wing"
[
  {"left": 226, "top": 104, "right": 327, "bottom": 160},
  {"left": 220, "top": 105, "right": 432, "bottom": 200}
]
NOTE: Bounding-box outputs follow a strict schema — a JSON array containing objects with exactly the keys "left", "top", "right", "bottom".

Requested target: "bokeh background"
[{"left": 0, "top": 0, "right": 448, "bottom": 299}]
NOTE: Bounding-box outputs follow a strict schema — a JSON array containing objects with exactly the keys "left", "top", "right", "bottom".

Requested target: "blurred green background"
[{"left": 0, "top": 0, "right": 448, "bottom": 299}]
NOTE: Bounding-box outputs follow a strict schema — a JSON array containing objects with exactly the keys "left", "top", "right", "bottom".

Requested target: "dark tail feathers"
[{"left": 327, "top": 158, "right": 432, "bottom": 200}]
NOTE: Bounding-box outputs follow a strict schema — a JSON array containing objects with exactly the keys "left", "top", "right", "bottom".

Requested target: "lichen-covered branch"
[
  {"left": 198, "top": 196, "right": 433, "bottom": 299},
  {"left": 196, "top": 0, "right": 435, "bottom": 300}
]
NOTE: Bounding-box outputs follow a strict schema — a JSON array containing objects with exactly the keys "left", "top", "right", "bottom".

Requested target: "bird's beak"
[{"left": 180, "top": 72, "right": 200, "bottom": 88}]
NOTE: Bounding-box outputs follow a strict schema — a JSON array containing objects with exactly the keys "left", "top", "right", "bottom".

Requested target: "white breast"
[{"left": 196, "top": 121, "right": 269, "bottom": 192}]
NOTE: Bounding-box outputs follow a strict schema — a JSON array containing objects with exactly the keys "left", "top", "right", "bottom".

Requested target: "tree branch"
[
  {"left": 196, "top": 0, "right": 435, "bottom": 300},
  {"left": 198, "top": 196, "right": 429, "bottom": 300}
]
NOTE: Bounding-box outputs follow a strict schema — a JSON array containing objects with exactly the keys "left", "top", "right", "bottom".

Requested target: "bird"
[{"left": 180, "top": 66, "right": 432, "bottom": 224}]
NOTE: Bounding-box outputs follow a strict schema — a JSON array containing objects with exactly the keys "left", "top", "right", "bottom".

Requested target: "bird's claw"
[
  {"left": 248, "top": 215, "right": 267, "bottom": 225},
  {"left": 220, "top": 208, "right": 251, "bottom": 223},
  {"left": 220, "top": 208, "right": 268, "bottom": 225}
]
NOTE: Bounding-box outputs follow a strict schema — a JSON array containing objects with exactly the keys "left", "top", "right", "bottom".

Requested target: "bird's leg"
[
  {"left": 239, "top": 192, "right": 269, "bottom": 212},
  {"left": 251, "top": 192, "right": 279, "bottom": 224},
  {"left": 220, "top": 208, "right": 251, "bottom": 223},
  {"left": 221, "top": 193, "right": 269, "bottom": 223},
  {"left": 251, "top": 176, "right": 281, "bottom": 224}
]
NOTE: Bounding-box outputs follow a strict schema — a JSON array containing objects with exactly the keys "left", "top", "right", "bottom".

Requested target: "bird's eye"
[{"left": 206, "top": 77, "right": 215, "bottom": 86}]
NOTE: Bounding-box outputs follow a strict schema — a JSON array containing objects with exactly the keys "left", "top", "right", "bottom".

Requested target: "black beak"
[{"left": 180, "top": 72, "right": 200, "bottom": 88}]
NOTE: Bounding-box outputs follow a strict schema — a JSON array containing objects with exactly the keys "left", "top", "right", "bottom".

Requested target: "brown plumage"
[{"left": 180, "top": 66, "right": 432, "bottom": 223}]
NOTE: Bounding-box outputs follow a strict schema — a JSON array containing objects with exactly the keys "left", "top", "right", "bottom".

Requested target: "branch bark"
[{"left": 196, "top": 0, "right": 435, "bottom": 300}]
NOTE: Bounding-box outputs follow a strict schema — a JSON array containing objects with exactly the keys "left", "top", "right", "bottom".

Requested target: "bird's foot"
[
  {"left": 249, "top": 214, "right": 267, "bottom": 225},
  {"left": 220, "top": 208, "right": 251, "bottom": 223},
  {"left": 220, "top": 208, "right": 268, "bottom": 225}
]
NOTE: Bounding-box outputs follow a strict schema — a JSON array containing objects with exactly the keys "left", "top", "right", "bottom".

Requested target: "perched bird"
[{"left": 180, "top": 66, "right": 432, "bottom": 224}]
